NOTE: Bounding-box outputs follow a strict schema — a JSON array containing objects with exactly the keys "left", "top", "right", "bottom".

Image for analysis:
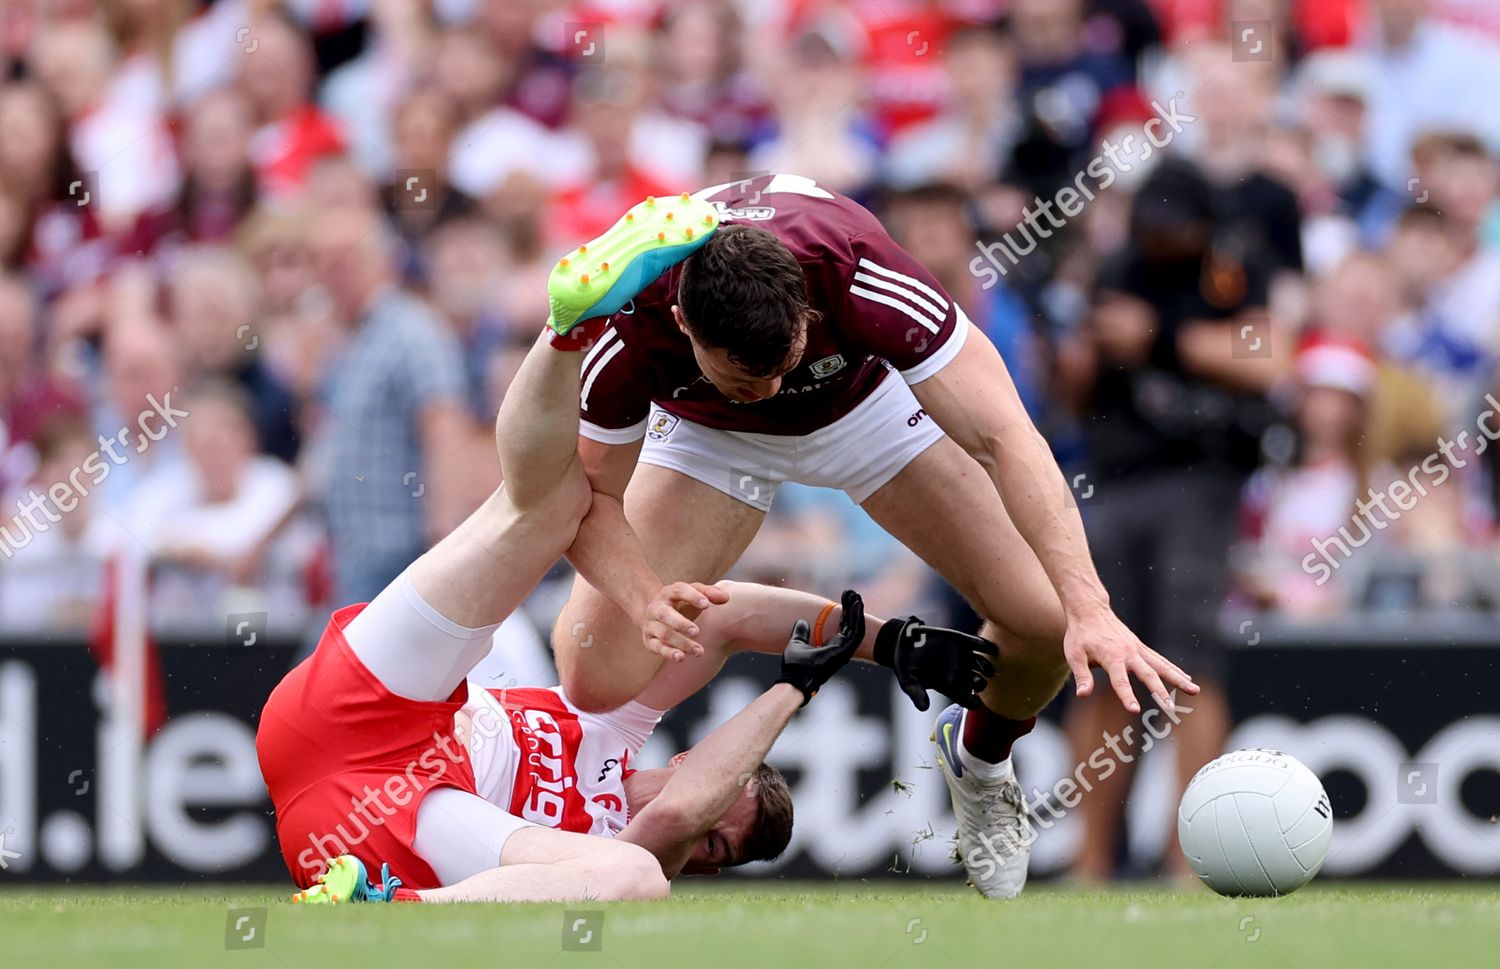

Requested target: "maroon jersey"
[{"left": 552, "top": 174, "right": 970, "bottom": 440}]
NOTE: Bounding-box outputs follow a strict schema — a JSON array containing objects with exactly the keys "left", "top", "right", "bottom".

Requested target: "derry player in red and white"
[
  {"left": 257, "top": 193, "right": 997, "bottom": 905},
  {"left": 551, "top": 174, "right": 1202, "bottom": 898}
]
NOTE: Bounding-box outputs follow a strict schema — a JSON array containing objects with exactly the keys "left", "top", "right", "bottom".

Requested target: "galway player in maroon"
[{"left": 551, "top": 174, "right": 1200, "bottom": 898}]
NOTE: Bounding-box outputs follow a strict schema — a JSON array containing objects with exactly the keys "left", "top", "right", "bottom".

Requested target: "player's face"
[
  {"left": 674, "top": 306, "right": 809, "bottom": 403},
  {"left": 681, "top": 786, "right": 761, "bottom": 875}
]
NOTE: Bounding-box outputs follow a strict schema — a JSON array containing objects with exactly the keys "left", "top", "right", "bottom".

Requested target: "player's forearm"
[
  {"left": 987, "top": 423, "right": 1112, "bottom": 618},
  {"left": 622, "top": 683, "right": 802, "bottom": 876},
  {"left": 495, "top": 335, "right": 586, "bottom": 509},
  {"left": 924, "top": 333, "right": 1113, "bottom": 619},
  {"left": 708, "top": 581, "right": 882, "bottom": 662},
  {"left": 563, "top": 491, "right": 663, "bottom": 623}
]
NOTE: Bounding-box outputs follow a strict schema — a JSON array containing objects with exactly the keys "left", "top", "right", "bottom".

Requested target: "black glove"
[
  {"left": 874, "top": 617, "right": 998, "bottom": 711},
  {"left": 775, "top": 589, "right": 866, "bottom": 706}
]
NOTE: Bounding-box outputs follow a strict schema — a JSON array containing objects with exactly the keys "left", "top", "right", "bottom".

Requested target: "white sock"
[{"left": 957, "top": 735, "right": 1014, "bottom": 784}]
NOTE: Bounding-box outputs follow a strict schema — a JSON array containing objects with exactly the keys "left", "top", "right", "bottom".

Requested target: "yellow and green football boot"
[
  {"left": 545, "top": 192, "right": 720, "bottom": 336},
  {"left": 291, "top": 854, "right": 404, "bottom": 904}
]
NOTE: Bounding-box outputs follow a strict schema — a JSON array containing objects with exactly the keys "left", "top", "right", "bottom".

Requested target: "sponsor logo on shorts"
[
  {"left": 907, "top": 408, "right": 928, "bottom": 427},
  {"left": 647, "top": 411, "right": 679, "bottom": 441},
  {"left": 809, "top": 354, "right": 847, "bottom": 379}
]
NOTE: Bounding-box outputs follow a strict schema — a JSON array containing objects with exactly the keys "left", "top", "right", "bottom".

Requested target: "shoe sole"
[{"left": 546, "top": 193, "right": 720, "bottom": 334}]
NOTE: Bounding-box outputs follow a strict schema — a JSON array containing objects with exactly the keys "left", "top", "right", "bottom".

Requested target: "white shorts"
[{"left": 638, "top": 372, "right": 945, "bottom": 512}]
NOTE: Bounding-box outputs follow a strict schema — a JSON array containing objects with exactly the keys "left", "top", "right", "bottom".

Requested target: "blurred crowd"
[{"left": 2, "top": 0, "right": 1500, "bottom": 646}]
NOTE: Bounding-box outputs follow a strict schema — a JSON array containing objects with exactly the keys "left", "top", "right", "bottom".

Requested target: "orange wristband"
[{"left": 811, "top": 602, "right": 837, "bottom": 646}]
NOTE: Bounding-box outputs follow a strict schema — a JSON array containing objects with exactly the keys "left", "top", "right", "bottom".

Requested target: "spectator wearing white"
[
  {"left": 28, "top": 20, "right": 180, "bottom": 231},
  {"left": 125, "top": 382, "right": 300, "bottom": 625},
  {"left": 1240, "top": 337, "right": 1380, "bottom": 617},
  {"left": 1383, "top": 204, "right": 1500, "bottom": 426},
  {"left": 1358, "top": 0, "right": 1500, "bottom": 189},
  {"left": 0, "top": 419, "right": 113, "bottom": 631},
  {"left": 444, "top": 28, "right": 584, "bottom": 200},
  {"left": 101, "top": 0, "right": 259, "bottom": 110}
]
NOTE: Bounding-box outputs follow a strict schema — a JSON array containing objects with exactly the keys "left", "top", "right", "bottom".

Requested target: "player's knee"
[
  {"left": 516, "top": 464, "right": 592, "bottom": 535},
  {"left": 980, "top": 591, "right": 1066, "bottom": 659},
  {"left": 552, "top": 622, "right": 645, "bottom": 714},
  {"left": 983, "top": 616, "right": 1066, "bottom": 670},
  {"left": 558, "top": 673, "right": 635, "bottom": 715}
]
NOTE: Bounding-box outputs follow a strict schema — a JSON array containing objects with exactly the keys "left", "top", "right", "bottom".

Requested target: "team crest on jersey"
[
  {"left": 809, "top": 354, "right": 847, "bottom": 379},
  {"left": 712, "top": 200, "right": 775, "bottom": 221},
  {"left": 647, "top": 411, "right": 679, "bottom": 441}
]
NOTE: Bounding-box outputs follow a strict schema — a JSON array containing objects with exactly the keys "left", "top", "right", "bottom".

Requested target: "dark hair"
[
  {"left": 677, "top": 224, "right": 811, "bottom": 377},
  {"left": 739, "top": 762, "right": 794, "bottom": 864}
]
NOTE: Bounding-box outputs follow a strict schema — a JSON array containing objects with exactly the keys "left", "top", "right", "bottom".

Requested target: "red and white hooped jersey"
[
  {"left": 551, "top": 173, "right": 970, "bottom": 440},
  {"left": 460, "top": 685, "right": 662, "bottom": 838}
]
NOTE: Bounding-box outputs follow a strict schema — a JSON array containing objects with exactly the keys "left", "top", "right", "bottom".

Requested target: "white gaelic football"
[{"left": 1178, "top": 748, "right": 1333, "bottom": 896}]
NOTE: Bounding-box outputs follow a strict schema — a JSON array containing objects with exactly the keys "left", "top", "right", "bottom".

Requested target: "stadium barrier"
[{"left": 0, "top": 623, "right": 1495, "bottom": 883}]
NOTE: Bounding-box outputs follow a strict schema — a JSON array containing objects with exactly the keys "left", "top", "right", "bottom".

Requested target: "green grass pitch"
[{"left": 4, "top": 882, "right": 1495, "bottom": 969}]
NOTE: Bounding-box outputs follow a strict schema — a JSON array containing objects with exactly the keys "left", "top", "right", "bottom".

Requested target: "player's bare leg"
[
  {"left": 416, "top": 828, "right": 669, "bottom": 903},
  {"left": 554, "top": 464, "right": 764, "bottom": 712},
  {"left": 861, "top": 435, "right": 1067, "bottom": 897},
  {"left": 299, "top": 825, "right": 670, "bottom": 904},
  {"left": 404, "top": 334, "right": 591, "bottom": 633},
  {"left": 862, "top": 436, "right": 1068, "bottom": 713}
]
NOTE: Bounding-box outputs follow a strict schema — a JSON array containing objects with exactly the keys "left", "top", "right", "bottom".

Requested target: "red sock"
[
  {"left": 962, "top": 706, "right": 1036, "bottom": 764},
  {"left": 392, "top": 887, "right": 422, "bottom": 903}
]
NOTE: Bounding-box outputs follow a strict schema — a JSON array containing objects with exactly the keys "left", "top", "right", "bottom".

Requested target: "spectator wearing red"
[
  {"left": 546, "top": 67, "right": 682, "bottom": 246},
  {"left": 241, "top": 12, "right": 346, "bottom": 199}
]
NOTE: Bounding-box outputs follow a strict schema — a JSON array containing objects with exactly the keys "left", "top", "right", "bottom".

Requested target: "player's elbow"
[
  {"left": 642, "top": 802, "right": 702, "bottom": 843},
  {"left": 596, "top": 843, "right": 672, "bottom": 901},
  {"left": 978, "top": 420, "right": 1047, "bottom": 472},
  {"left": 510, "top": 459, "right": 593, "bottom": 527}
]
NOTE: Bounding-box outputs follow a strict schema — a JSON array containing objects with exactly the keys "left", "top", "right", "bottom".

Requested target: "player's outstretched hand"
[
  {"left": 874, "top": 617, "right": 998, "bottom": 711},
  {"left": 641, "top": 582, "right": 731, "bottom": 662},
  {"left": 1064, "top": 609, "right": 1199, "bottom": 714},
  {"left": 775, "top": 589, "right": 865, "bottom": 706}
]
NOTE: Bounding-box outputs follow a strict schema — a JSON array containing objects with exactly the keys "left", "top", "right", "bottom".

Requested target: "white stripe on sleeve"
[
  {"left": 580, "top": 339, "right": 626, "bottom": 411},
  {"left": 851, "top": 270, "right": 947, "bottom": 321},
  {"left": 856, "top": 258, "right": 949, "bottom": 310},
  {"left": 850, "top": 284, "right": 941, "bottom": 333}
]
